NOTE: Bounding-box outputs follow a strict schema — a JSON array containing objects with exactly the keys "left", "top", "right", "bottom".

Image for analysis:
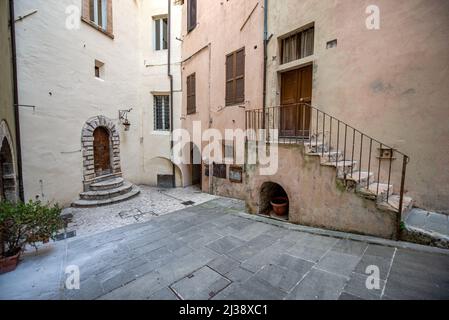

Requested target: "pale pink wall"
[
  {"left": 181, "top": 0, "right": 264, "bottom": 196},
  {"left": 266, "top": 0, "right": 449, "bottom": 212},
  {"left": 246, "top": 144, "right": 398, "bottom": 239}
]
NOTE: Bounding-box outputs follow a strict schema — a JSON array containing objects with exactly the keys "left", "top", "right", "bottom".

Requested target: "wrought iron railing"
[{"left": 245, "top": 103, "right": 409, "bottom": 233}]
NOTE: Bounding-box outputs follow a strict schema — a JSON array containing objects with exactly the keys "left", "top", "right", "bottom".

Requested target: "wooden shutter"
[
  {"left": 188, "top": 0, "right": 197, "bottom": 32},
  {"left": 187, "top": 74, "right": 196, "bottom": 115},
  {"left": 225, "top": 48, "right": 245, "bottom": 106},
  {"left": 225, "top": 54, "right": 234, "bottom": 105}
]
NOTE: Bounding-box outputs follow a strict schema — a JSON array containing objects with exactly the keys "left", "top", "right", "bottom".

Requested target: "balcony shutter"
[
  {"left": 235, "top": 49, "right": 245, "bottom": 103},
  {"left": 225, "top": 48, "right": 245, "bottom": 106}
]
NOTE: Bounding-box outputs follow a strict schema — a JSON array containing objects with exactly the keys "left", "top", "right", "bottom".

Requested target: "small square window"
[{"left": 95, "top": 60, "right": 104, "bottom": 79}]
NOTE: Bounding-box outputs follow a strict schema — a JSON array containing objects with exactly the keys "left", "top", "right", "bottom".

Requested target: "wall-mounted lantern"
[{"left": 119, "top": 108, "right": 133, "bottom": 131}]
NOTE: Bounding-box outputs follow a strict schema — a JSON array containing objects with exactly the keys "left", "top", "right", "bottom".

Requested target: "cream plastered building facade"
[
  {"left": 265, "top": 0, "right": 449, "bottom": 213},
  {"left": 14, "top": 0, "right": 184, "bottom": 206}
]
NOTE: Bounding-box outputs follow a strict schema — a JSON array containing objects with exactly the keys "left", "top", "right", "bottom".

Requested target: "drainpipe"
[
  {"left": 168, "top": 0, "right": 176, "bottom": 188},
  {"left": 9, "top": 0, "right": 24, "bottom": 202},
  {"left": 262, "top": 0, "right": 268, "bottom": 129}
]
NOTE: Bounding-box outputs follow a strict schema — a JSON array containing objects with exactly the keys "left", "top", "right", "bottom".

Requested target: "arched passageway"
[{"left": 0, "top": 137, "right": 16, "bottom": 202}]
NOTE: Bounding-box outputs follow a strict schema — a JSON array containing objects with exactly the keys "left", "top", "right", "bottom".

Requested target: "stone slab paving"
[
  {"left": 1, "top": 197, "right": 449, "bottom": 300},
  {"left": 62, "top": 185, "right": 218, "bottom": 238}
]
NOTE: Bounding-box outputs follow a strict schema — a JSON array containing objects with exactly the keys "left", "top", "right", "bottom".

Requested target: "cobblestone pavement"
[
  {"left": 1, "top": 197, "right": 449, "bottom": 300},
  {"left": 62, "top": 185, "right": 217, "bottom": 237}
]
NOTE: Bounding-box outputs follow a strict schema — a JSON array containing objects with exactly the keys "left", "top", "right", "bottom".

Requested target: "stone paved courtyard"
[
  {"left": 1, "top": 193, "right": 449, "bottom": 300},
  {"left": 63, "top": 185, "right": 217, "bottom": 237}
]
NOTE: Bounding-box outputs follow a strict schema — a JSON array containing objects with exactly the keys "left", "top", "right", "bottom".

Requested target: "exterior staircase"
[
  {"left": 303, "top": 135, "right": 414, "bottom": 219},
  {"left": 72, "top": 174, "right": 140, "bottom": 208},
  {"left": 246, "top": 103, "right": 416, "bottom": 239}
]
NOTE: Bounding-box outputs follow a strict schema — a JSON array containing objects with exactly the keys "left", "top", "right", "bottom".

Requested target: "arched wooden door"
[
  {"left": 0, "top": 138, "right": 14, "bottom": 201},
  {"left": 93, "top": 127, "right": 111, "bottom": 176}
]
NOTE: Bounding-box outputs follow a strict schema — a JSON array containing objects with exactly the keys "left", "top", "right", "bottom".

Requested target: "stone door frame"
[
  {"left": 81, "top": 116, "right": 121, "bottom": 190},
  {"left": 0, "top": 120, "right": 17, "bottom": 202}
]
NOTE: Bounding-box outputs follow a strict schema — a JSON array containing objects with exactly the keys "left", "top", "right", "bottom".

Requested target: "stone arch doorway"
[
  {"left": 93, "top": 127, "right": 111, "bottom": 176},
  {"left": 81, "top": 116, "right": 121, "bottom": 190},
  {"left": 0, "top": 121, "right": 16, "bottom": 202},
  {"left": 259, "top": 181, "right": 289, "bottom": 220}
]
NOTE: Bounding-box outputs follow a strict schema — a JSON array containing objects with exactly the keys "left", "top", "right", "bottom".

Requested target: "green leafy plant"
[{"left": 0, "top": 200, "right": 64, "bottom": 258}]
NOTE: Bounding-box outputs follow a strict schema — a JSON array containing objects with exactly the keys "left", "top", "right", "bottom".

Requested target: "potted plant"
[
  {"left": 0, "top": 200, "right": 63, "bottom": 274},
  {"left": 270, "top": 197, "right": 289, "bottom": 216}
]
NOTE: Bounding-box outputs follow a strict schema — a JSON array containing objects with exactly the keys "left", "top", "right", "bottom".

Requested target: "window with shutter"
[
  {"left": 225, "top": 48, "right": 245, "bottom": 106},
  {"left": 187, "top": 0, "right": 197, "bottom": 32},
  {"left": 187, "top": 74, "right": 196, "bottom": 115}
]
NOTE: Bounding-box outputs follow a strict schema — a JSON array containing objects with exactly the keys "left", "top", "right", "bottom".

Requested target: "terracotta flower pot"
[
  {"left": 0, "top": 252, "right": 21, "bottom": 274},
  {"left": 270, "top": 197, "right": 289, "bottom": 216}
]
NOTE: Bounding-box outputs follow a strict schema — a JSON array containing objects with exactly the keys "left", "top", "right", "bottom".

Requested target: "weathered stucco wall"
[
  {"left": 266, "top": 0, "right": 449, "bottom": 212},
  {"left": 15, "top": 0, "right": 184, "bottom": 206},
  {"left": 180, "top": 0, "right": 264, "bottom": 198},
  {"left": 246, "top": 144, "right": 398, "bottom": 239}
]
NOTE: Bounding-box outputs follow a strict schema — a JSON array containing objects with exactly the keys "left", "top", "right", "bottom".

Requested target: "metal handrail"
[{"left": 245, "top": 103, "right": 409, "bottom": 238}]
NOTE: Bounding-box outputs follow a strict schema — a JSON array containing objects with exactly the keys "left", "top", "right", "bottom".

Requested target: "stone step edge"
[
  {"left": 90, "top": 177, "right": 125, "bottom": 191},
  {"left": 72, "top": 186, "right": 140, "bottom": 208},
  {"left": 80, "top": 182, "right": 133, "bottom": 200}
]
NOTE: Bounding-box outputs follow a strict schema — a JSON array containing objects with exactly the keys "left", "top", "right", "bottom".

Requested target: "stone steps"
[
  {"left": 72, "top": 175, "right": 140, "bottom": 208},
  {"left": 358, "top": 182, "right": 394, "bottom": 202},
  {"left": 345, "top": 171, "right": 374, "bottom": 185},
  {"left": 80, "top": 182, "right": 133, "bottom": 201},
  {"left": 72, "top": 185, "right": 140, "bottom": 208},
  {"left": 89, "top": 172, "right": 123, "bottom": 184},
  {"left": 90, "top": 177, "right": 125, "bottom": 191},
  {"left": 306, "top": 135, "right": 414, "bottom": 217}
]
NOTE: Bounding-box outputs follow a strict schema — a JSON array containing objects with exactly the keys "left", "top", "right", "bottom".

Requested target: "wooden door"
[
  {"left": 93, "top": 127, "right": 111, "bottom": 176},
  {"left": 280, "top": 65, "right": 313, "bottom": 138},
  {"left": 191, "top": 144, "right": 201, "bottom": 187}
]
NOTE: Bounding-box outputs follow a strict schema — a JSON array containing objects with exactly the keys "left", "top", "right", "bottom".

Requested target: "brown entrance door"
[
  {"left": 93, "top": 127, "right": 111, "bottom": 176},
  {"left": 280, "top": 65, "right": 313, "bottom": 138}
]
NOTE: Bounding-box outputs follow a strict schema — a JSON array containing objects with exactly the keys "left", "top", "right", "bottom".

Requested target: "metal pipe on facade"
[
  {"left": 262, "top": 0, "right": 268, "bottom": 129},
  {"left": 168, "top": 0, "right": 176, "bottom": 188},
  {"left": 9, "top": 0, "right": 24, "bottom": 202}
]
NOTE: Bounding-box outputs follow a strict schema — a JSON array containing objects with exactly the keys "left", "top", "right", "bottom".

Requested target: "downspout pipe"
[
  {"left": 168, "top": 0, "right": 175, "bottom": 188},
  {"left": 262, "top": 0, "right": 268, "bottom": 129},
  {"left": 9, "top": 0, "right": 24, "bottom": 202}
]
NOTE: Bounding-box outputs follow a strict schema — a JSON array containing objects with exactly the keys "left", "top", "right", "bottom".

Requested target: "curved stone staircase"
[{"left": 72, "top": 174, "right": 140, "bottom": 208}]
